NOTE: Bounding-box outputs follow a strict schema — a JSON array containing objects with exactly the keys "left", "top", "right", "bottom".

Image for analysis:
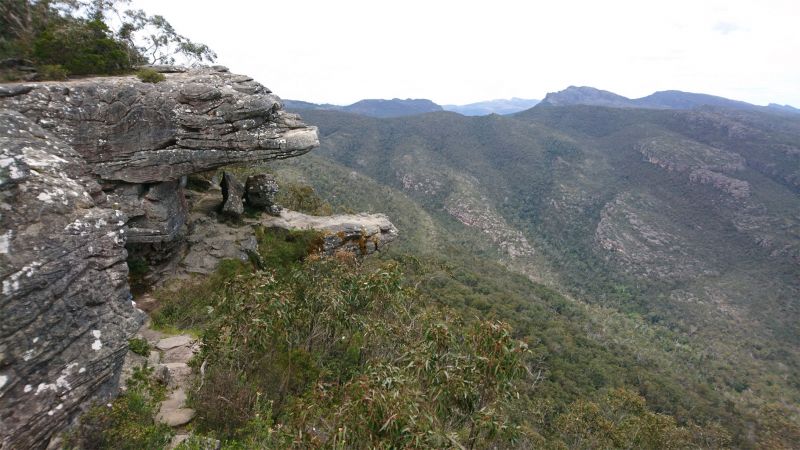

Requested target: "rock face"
[
  {"left": 245, "top": 173, "right": 280, "bottom": 214},
  {"left": 181, "top": 215, "right": 258, "bottom": 275},
  {"left": 261, "top": 210, "right": 398, "bottom": 255},
  {"left": 0, "top": 66, "right": 319, "bottom": 247},
  {"left": 0, "top": 67, "right": 319, "bottom": 448},
  {"left": 0, "top": 110, "right": 143, "bottom": 449},
  {"left": 220, "top": 172, "right": 244, "bottom": 217},
  {"left": 0, "top": 66, "right": 319, "bottom": 183},
  {"left": 178, "top": 207, "right": 398, "bottom": 277}
]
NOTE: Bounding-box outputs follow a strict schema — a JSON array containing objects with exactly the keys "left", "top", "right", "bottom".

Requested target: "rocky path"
[{"left": 129, "top": 317, "right": 204, "bottom": 448}]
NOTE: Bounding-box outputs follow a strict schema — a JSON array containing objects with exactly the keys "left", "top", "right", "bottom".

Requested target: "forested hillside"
[{"left": 265, "top": 102, "right": 800, "bottom": 448}]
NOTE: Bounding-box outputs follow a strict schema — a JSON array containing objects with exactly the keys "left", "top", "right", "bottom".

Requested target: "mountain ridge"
[
  {"left": 442, "top": 98, "right": 540, "bottom": 115},
  {"left": 287, "top": 88, "right": 799, "bottom": 119},
  {"left": 283, "top": 97, "right": 442, "bottom": 118},
  {"left": 541, "top": 85, "right": 799, "bottom": 114}
]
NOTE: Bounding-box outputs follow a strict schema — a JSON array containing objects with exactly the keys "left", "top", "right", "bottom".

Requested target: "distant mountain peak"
[
  {"left": 539, "top": 86, "right": 795, "bottom": 114},
  {"left": 542, "top": 86, "right": 633, "bottom": 108},
  {"left": 283, "top": 98, "right": 442, "bottom": 118},
  {"left": 442, "top": 98, "right": 540, "bottom": 116}
]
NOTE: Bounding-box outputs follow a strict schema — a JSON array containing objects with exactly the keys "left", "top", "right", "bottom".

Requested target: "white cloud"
[
  {"left": 129, "top": 0, "right": 800, "bottom": 107},
  {"left": 713, "top": 21, "right": 743, "bottom": 35}
]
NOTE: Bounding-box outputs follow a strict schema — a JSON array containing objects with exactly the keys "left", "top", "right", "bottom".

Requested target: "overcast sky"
[{"left": 129, "top": 0, "right": 799, "bottom": 107}]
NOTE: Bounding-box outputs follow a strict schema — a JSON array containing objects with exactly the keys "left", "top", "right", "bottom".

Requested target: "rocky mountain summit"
[
  {"left": 541, "top": 86, "right": 633, "bottom": 108},
  {"left": 0, "top": 67, "right": 398, "bottom": 448}
]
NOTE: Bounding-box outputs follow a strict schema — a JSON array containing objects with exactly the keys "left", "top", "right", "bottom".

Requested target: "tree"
[
  {"left": 118, "top": 8, "right": 217, "bottom": 65},
  {"left": 33, "top": 17, "right": 131, "bottom": 74},
  {"left": 1, "top": 0, "right": 215, "bottom": 77}
]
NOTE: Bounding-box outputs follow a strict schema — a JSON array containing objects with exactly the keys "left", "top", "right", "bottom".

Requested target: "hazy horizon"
[{"left": 129, "top": 0, "right": 799, "bottom": 108}]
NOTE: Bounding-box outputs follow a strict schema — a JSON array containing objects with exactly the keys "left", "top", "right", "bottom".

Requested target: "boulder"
[
  {"left": 0, "top": 110, "right": 143, "bottom": 449},
  {"left": 156, "top": 335, "right": 194, "bottom": 351},
  {"left": 156, "top": 387, "right": 194, "bottom": 426},
  {"left": 220, "top": 172, "right": 244, "bottom": 217},
  {"left": 245, "top": 173, "right": 281, "bottom": 214}
]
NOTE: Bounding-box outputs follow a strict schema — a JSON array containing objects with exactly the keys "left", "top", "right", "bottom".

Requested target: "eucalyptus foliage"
[{"left": 1, "top": 0, "right": 215, "bottom": 79}]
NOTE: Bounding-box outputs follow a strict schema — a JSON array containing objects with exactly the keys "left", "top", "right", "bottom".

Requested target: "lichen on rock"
[
  {"left": 0, "top": 109, "right": 143, "bottom": 449},
  {"left": 0, "top": 66, "right": 322, "bottom": 448},
  {"left": 0, "top": 66, "right": 319, "bottom": 249}
]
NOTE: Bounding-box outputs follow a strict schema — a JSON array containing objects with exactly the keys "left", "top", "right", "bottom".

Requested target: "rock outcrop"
[
  {"left": 0, "top": 66, "right": 319, "bottom": 248},
  {"left": 244, "top": 173, "right": 280, "bottom": 214},
  {"left": 0, "top": 67, "right": 320, "bottom": 448},
  {"left": 179, "top": 205, "right": 398, "bottom": 277},
  {"left": 0, "top": 66, "right": 319, "bottom": 183},
  {"left": 220, "top": 171, "right": 245, "bottom": 217},
  {"left": 262, "top": 211, "right": 399, "bottom": 255},
  {"left": 638, "top": 136, "right": 751, "bottom": 199},
  {"left": 0, "top": 110, "right": 142, "bottom": 449}
]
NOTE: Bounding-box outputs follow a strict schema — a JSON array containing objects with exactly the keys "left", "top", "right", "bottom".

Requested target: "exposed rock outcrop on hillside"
[
  {"left": 0, "top": 66, "right": 319, "bottom": 246},
  {"left": 263, "top": 210, "right": 398, "bottom": 255},
  {"left": 0, "top": 110, "right": 142, "bottom": 449},
  {"left": 637, "top": 136, "right": 751, "bottom": 199},
  {"left": 0, "top": 67, "right": 321, "bottom": 448},
  {"left": 179, "top": 205, "right": 398, "bottom": 277},
  {"left": 594, "top": 192, "right": 714, "bottom": 281}
]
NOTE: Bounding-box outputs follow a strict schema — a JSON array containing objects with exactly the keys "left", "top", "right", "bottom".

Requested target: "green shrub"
[
  {"left": 276, "top": 182, "right": 333, "bottom": 215},
  {"left": 189, "top": 257, "right": 531, "bottom": 448},
  {"left": 33, "top": 19, "right": 132, "bottom": 75},
  {"left": 151, "top": 258, "right": 251, "bottom": 332},
  {"left": 36, "top": 64, "right": 68, "bottom": 80},
  {"left": 64, "top": 365, "right": 171, "bottom": 449},
  {"left": 254, "top": 227, "right": 323, "bottom": 271},
  {"left": 128, "top": 338, "right": 150, "bottom": 357},
  {"left": 136, "top": 68, "right": 166, "bottom": 83}
]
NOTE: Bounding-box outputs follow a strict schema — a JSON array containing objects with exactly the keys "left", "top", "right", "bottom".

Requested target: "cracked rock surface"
[
  {"left": 0, "top": 67, "right": 318, "bottom": 448},
  {"left": 0, "top": 67, "right": 319, "bottom": 183},
  {"left": 0, "top": 110, "right": 143, "bottom": 449},
  {"left": 261, "top": 210, "right": 399, "bottom": 255},
  {"left": 0, "top": 66, "right": 319, "bottom": 246}
]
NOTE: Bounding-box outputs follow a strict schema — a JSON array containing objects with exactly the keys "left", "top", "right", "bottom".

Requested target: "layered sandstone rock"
[
  {"left": 0, "top": 67, "right": 320, "bottom": 448},
  {"left": 0, "top": 110, "right": 142, "bottom": 449},
  {"left": 0, "top": 66, "right": 319, "bottom": 246}
]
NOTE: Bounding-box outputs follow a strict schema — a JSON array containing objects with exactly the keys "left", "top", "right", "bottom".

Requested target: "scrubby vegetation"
[
  {"left": 129, "top": 226, "right": 730, "bottom": 449},
  {"left": 189, "top": 257, "right": 530, "bottom": 448},
  {"left": 266, "top": 105, "right": 800, "bottom": 447},
  {"left": 0, "top": 0, "right": 215, "bottom": 80},
  {"left": 135, "top": 67, "right": 165, "bottom": 83},
  {"left": 65, "top": 365, "right": 172, "bottom": 449},
  {"left": 127, "top": 337, "right": 150, "bottom": 357}
]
